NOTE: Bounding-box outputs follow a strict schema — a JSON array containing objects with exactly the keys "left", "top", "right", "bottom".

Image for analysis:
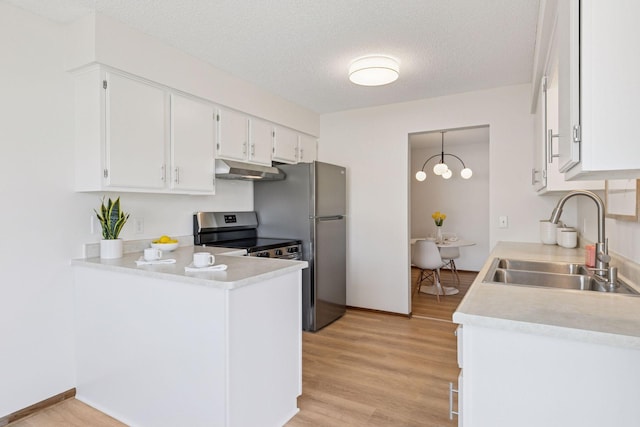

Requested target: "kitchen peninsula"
[{"left": 71, "top": 246, "right": 307, "bottom": 427}]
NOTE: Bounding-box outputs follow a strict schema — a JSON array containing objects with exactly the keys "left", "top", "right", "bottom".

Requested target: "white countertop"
[
  {"left": 71, "top": 245, "right": 308, "bottom": 290},
  {"left": 453, "top": 242, "right": 640, "bottom": 350}
]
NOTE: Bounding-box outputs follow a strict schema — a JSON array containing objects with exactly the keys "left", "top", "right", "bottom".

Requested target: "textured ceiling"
[{"left": 6, "top": 0, "right": 540, "bottom": 114}]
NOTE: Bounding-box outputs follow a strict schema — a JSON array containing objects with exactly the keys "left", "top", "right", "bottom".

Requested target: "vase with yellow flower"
[{"left": 432, "top": 211, "right": 446, "bottom": 243}]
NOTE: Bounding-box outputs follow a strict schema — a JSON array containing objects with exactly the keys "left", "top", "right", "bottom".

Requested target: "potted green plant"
[{"left": 95, "top": 197, "right": 130, "bottom": 259}]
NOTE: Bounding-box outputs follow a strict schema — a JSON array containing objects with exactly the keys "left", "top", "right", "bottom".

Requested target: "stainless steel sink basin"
[
  {"left": 496, "top": 258, "right": 586, "bottom": 275},
  {"left": 484, "top": 258, "right": 638, "bottom": 295},
  {"left": 491, "top": 269, "right": 593, "bottom": 290}
]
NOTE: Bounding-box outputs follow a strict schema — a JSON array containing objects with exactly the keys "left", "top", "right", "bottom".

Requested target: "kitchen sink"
[
  {"left": 495, "top": 258, "right": 586, "bottom": 275},
  {"left": 484, "top": 258, "right": 639, "bottom": 295}
]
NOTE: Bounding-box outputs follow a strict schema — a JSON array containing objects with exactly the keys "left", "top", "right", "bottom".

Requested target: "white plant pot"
[{"left": 100, "top": 238, "right": 123, "bottom": 259}]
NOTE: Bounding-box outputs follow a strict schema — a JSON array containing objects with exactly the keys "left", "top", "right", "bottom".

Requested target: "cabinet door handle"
[
  {"left": 449, "top": 382, "right": 459, "bottom": 420},
  {"left": 161, "top": 164, "right": 166, "bottom": 182},
  {"left": 547, "top": 129, "right": 560, "bottom": 164},
  {"left": 174, "top": 167, "right": 180, "bottom": 184}
]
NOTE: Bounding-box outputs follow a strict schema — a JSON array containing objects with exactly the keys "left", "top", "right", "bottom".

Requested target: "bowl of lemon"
[{"left": 150, "top": 235, "right": 179, "bottom": 252}]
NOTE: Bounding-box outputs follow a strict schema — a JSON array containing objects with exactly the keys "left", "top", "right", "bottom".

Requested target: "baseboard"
[
  {"left": 0, "top": 388, "right": 76, "bottom": 426},
  {"left": 346, "top": 305, "right": 411, "bottom": 318}
]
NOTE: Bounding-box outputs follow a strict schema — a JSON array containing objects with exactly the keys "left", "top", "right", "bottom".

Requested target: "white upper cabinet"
[
  {"left": 215, "top": 109, "right": 273, "bottom": 166},
  {"left": 558, "top": 0, "right": 640, "bottom": 180},
  {"left": 170, "top": 94, "right": 215, "bottom": 193},
  {"left": 215, "top": 107, "right": 249, "bottom": 162},
  {"left": 249, "top": 118, "right": 275, "bottom": 166},
  {"left": 298, "top": 134, "right": 317, "bottom": 163},
  {"left": 272, "top": 126, "right": 299, "bottom": 164},
  {"left": 74, "top": 66, "right": 215, "bottom": 194},
  {"left": 272, "top": 127, "right": 318, "bottom": 164},
  {"left": 105, "top": 72, "right": 167, "bottom": 190},
  {"left": 74, "top": 64, "right": 314, "bottom": 193},
  {"left": 556, "top": 0, "right": 580, "bottom": 173},
  {"left": 532, "top": 75, "right": 547, "bottom": 191},
  {"left": 532, "top": 28, "right": 602, "bottom": 194}
]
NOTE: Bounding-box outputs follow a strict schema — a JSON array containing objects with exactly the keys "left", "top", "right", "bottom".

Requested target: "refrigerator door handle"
[{"left": 314, "top": 215, "right": 344, "bottom": 221}]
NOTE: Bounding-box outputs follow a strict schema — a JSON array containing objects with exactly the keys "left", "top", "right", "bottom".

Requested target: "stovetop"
[{"left": 204, "top": 237, "right": 300, "bottom": 252}]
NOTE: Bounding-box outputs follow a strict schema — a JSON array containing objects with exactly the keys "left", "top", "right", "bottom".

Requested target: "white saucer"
[
  {"left": 186, "top": 262, "right": 213, "bottom": 269},
  {"left": 135, "top": 257, "right": 176, "bottom": 266},
  {"left": 184, "top": 263, "right": 228, "bottom": 272}
]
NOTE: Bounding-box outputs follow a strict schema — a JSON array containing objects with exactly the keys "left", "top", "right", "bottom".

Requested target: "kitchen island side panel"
[
  {"left": 74, "top": 266, "right": 227, "bottom": 427},
  {"left": 227, "top": 271, "right": 302, "bottom": 426},
  {"left": 74, "top": 265, "right": 302, "bottom": 427}
]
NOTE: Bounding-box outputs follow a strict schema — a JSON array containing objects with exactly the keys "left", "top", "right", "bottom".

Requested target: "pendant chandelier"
[{"left": 415, "top": 131, "right": 473, "bottom": 181}]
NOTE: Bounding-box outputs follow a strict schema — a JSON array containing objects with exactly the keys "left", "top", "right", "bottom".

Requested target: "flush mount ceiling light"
[
  {"left": 415, "top": 131, "right": 473, "bottom": 182},
  {"left": 348, "top": 55, "right": 399, "bottom": 86}
]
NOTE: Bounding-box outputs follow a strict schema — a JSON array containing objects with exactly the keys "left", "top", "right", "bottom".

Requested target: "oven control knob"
[
  {"left": 258, "top": 252, "right": 270, "bottom": 258},
  {"left": 287, "top": 247, "right": 298, "bottom": 253},
  {"left": 275, "top": 249, "right": 283, "bottom": 256}
]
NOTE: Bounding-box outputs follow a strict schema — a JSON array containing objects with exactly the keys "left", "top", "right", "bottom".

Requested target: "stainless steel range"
[{"left": 193, "top": 211, "right": 302, "bottom": 260}]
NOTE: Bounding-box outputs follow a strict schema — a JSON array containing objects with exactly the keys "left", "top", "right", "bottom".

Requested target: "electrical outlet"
[
  {"left": 134, "top": 218, "right": 144, "bottom": 234},
  {"left": 499, "top": 216, "right": 508, "bottom": 229}
]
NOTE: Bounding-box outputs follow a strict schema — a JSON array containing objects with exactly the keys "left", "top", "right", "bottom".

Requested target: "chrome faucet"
[{"left": 549, "top": 190, "right": 617, "bottom": 286}]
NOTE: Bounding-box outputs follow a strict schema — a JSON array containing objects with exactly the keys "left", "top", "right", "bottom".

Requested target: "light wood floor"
[
  {"left": 411, "top": 268, "right": 476, "bottom": 321},
  {"left": 9, "top": 270, "right": 475, "bottom": 427}
]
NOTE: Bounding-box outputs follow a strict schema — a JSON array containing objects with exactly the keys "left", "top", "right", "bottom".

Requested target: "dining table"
[
  {"left": 411, "top": 237, "right": 476, "bottom": 296},
  {"left": 410, "top": 237, "right": 475, "bottom": 248}
]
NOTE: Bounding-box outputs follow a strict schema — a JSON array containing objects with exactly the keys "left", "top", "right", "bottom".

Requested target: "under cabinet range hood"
[{"left": 215, "top": 159, "right": 286, "bottom": 181}]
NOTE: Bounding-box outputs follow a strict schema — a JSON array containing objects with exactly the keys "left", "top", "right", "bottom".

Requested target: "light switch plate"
[
  {"left": 499, "top": 216, "right": 508, "bottom": 228},
  {"left": 134, "top": 217, "right": 144, "bottom": 234}
]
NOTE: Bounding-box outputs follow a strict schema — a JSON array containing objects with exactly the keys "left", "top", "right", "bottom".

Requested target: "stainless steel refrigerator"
[{"left": 254, "top": 161, "right": 346, "bottom": 332}]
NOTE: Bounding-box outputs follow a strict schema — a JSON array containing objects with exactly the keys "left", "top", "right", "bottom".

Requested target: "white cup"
[
  {"left": 560, "top": 230, "right": 578, "bottom": 248},
  {"left": 556, "top": 227, "right": 575, "bottom": 244},
  {"left": 193, "top": 252, "right": 215, "bottom": 268},
  {"left": 144, "top": 247, "right": 162, "bottom": 261},
  {"left": 540, "top": 220, "right": 557, "bottom": 245}
]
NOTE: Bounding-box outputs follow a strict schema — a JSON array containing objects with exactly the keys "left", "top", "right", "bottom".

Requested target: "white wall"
[
  {"left": 0, "top": 3, "right": 318, "bottom": 417},
  {"left": 411, "top": 134, "right": 490, "bottom": 271},
  {"left": 319, "top": 85, "right": 567, "bottom": 315},
  {"left": 577, "top": 195, "right": 640, "bottom": 263}
]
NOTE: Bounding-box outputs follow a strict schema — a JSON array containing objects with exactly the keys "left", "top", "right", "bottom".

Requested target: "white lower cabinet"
[
  {"left": 457, "top": 324, "right": 640, "bottom": 426},
  {"left": 456, "top": 371, "right": 463, "bottom": 426}
]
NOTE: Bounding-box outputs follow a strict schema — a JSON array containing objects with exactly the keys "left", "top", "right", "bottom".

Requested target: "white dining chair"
[
  {"left": 439, "top": 246, "right": 460, "bottom": 285},
  {"left": 411, "top": 240, "right": 447, "bottom": 302}
]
